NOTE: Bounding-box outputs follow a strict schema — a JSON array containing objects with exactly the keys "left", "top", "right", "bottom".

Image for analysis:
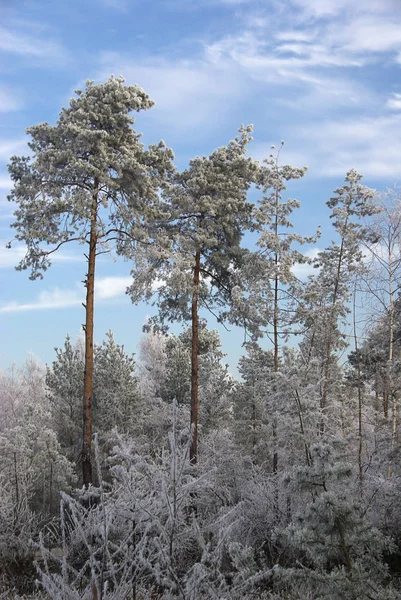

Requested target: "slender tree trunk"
[
  {"left": 272, "top": 286, "right": 279, "bottom": 515},
  {"left": 388, "top": 254, "right": 397, "bottom": 478},
  {"left": 13, "top": 452, "right": 19, "bottom": 507},
  {"left": 353, "top": 284, "right": 364, "bottom": 488},
  {"left": 383, "top": 390, "right": 388, "bottom": 419},
  {"left": 294, "top": 390, "right": 311, "bottom": 466},
  {"left": 320, "top": 232, "right": 347, "bottom": 433},
  {"left": 272, "top": 203, "right": 279, "bottom": 476},
  {"left": 82, "top": 185, "right": 98, "bottom": 488},
  {"left": 190, "top": 248, "right": 201, "bottom": 465},
  {"left": 273, "top": 274, "right": 279, "bottom": 373},
  {"left": 251, "top": 359, "right": 257, "bottom": 460},
  {"left": 49, "top": 461, "right": 54, "bottom": 515},
  {"left": 252, "top": 397, "right": 257, "bottom": 460}
]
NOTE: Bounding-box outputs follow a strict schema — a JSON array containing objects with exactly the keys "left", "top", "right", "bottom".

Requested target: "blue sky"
[{"left": 1, "top": 0, "right": 401, "bottom": 373}]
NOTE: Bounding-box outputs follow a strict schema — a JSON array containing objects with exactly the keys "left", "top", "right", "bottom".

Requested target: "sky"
[{"left": 1, "top": 0, "right": 401, "bottom": 374}]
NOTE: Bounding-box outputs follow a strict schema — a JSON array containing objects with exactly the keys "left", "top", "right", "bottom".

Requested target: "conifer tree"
[
  {"left": 129, "top": 126, "right": 256, "bottom": 464},
  {"left": 93, "top": 331, "right": 139, "bottom": 435},
  {"left": 254, "top": 143, "right": 318, "bottom": 370},
  {"left": 233, "top": 344, "right": 273, "bottom": 462},
  {"left": 8, "top": 76, "right": 174, "bottom": 486},
  {"left": 236, "top": 144, "right": 318, "bottom": 476},
  {"left": 46, "top": 335, "right": 84, "bottom": 462},
  {"left": 300, "top": 170, "right": 376, "bottom": 431}
]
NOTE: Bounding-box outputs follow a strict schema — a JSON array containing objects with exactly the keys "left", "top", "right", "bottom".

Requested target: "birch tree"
[{"left": 8, "top": 76, "right": 173, "bottom": 487}]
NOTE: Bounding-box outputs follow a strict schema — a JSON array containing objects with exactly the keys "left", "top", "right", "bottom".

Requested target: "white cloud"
[
  {"left": 386, "top": 93, "right": 401, "bottom": 111},
  {"left": 0, "top": 25, "right": 67, "bottom": 61},
  {"left": 98, "top": 54, "right": 243, "bottom": 130},
  {"left": 339, "top": 16, "right": 401, "bottom": 54},
  {"left": 0, "top": 177, "right": 12, "bottom": 191},
  {"left": 275, "top": 30, "right": 316, "bottom": 42},
  {"left": 292, "top": 248, "right": 320, "bottom": 279},
  {"left": 0, "top": 139, "right": 28, "bottom": 161},
  {"left": 0, "top": 241, "right": 84, "bottom": 269},
  {"left": 290, "top": 0, "right": 350, "bottom": 18},
  {"left": 0, "top": 90, "right": 22, "bottom": 113},
  {"left": 291, "top": 0, "right": 400, "bottom": 20},
  {"left": 0, "top": 275, "right": 132, "bottom": 313},
  {"left": 203, "top": 30, "right": 369, "bottom": 119},
  {"left": 94, "top": 0, "right": 401, "bottom": 142},
  {"left": 281, "top": 113, "right": 401, "bottom": 179},
  {"left": 0, "top": 289, "right": 82, "bottom": 314},
  {"left": 95, "top": 276, "right": 131, "bottom": 299},
  {"left": 0, "top": 244, "right": 26, "bottom": 268}
]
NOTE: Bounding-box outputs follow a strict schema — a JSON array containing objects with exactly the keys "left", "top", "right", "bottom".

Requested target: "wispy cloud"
[
  {"left": 0, "top": 89, "right": 22, "bottom": 113},
  {"left": 0, "top": 139, "right": 27, "bottom": 162},
  {"left": 292, "top": 248, "right": 320, "bottom": 279},
  {"left": 0, "top": 241, "right": 84, "bottom": 269},
  {"left": 386, "top": 93, "right": 401, "bottom": 111},
  {"left": 291, "top": 0, "right": 400, "bottom": 21},
  {"left": 95, "top": 276, "right": 131, "bottom": 298},
  {"left": 0, "top": 275, "right": 132, "bottom": 313},
  {"left": 0, "top": 289, "right": 82, "bottom": 313},
  {"left": 0, "top": 177, "right": 12, "bottom": 191},
  {"left": 0, "top": 23, "right": 68, "bottom": 64},
  {"left": 98, "top": 54, "right": 244, "bottom": 131},
  {"left": 278, "top": 113, "right": 401, "bottom": 179}
]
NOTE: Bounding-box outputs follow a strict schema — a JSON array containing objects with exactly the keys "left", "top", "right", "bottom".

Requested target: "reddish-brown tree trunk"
[
  {"left": 190, "top": 248, "right": 201, "bottom": 465},
  {"left": 272, "top": 198, "right": 279, "bottom": 476},
  {"left": 82, "top": 187, "right": 98, "bottom": 488}
]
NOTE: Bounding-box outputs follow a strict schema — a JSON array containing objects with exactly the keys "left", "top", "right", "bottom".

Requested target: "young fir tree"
[
  {"left": 8, "top": 76, "right": 174, "bottom": 486},
  {"left": 46, "top": 334, "right": 84, "bottom": 462},
  {"left": 93, "top": 331, "right": 140, "bottom": 436},
  {"left": 233, "top": 343, "right": 273, "bottom": 463},
  {"left": 128, "top": 126, "right": 257, "bottom": 464}
]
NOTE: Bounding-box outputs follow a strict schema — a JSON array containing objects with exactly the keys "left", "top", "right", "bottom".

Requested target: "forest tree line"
[{"left": 2, "top": 76, "right": 401, "bottom": 599}]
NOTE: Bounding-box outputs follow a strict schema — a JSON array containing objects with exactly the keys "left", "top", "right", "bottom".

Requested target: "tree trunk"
[
  {"left": 272, "top": 198, "right": 279, "bottom": 476},
  {"left": 294, "top": 390, "right": 311, "bottom": 467},
  {"left": 353, "top": 284, "right": 364, "bottom": 488},
  {"left": 320, "top": 232, "right": 347, "bottom": 432},
  {"left": 190, "top": 248, "right": 201, "bottom": 465},
  {"left": 383, "top": 389, "right": 389, "bottom": 419},
  {"left": 388, "top": 254, "right": 396, "bottom": 478},
  {"left": 82, "top": 185, "right": 98, "bottom": 488}
]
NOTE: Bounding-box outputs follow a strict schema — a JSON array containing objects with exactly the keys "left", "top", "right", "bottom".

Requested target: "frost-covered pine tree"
[
  {"left": 275, "top": 441, "right": 397, "bottom": 600},
  {"left": 129, "top": 126, "right": 257, "bottom": 464},
  {"left": 299, "top": 170, "right": 376, "bottom": 431},
  {"left": 8, "top": 76, "right": 174, "bottom": 486},
  {"left": 234, "top": 144, "right": 319, "bottom": 478},
  {"left": 252, "top": 143, "right": 319, "bottom": 370}
]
